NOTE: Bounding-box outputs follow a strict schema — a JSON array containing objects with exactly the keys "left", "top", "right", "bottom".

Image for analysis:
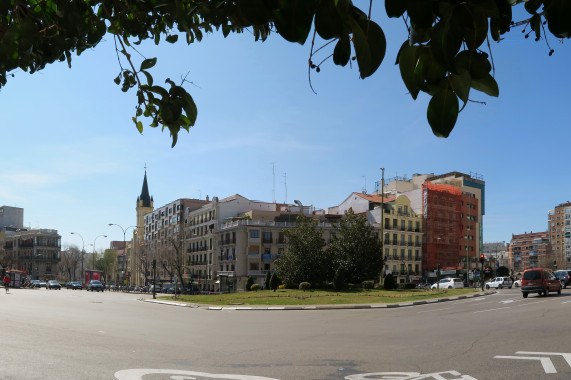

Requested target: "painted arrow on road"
[{"left": 495, "top": 351, "right": 571, "bottom": 374}]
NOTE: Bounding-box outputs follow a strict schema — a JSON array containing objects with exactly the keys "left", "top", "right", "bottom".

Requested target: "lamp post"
[
  {"left": 70, "top": 232, "right": 85, "bottom": 283},
  {"left": 91, "top": 234, "right": 107, "bottom": 271},
  {"left": 108, "top": 223, "right": 138, "bottom": 286}
]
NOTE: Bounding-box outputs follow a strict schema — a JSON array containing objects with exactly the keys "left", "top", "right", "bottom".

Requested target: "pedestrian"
[{"left": 3, "top": 273, "right": 11, "bottom": 293}]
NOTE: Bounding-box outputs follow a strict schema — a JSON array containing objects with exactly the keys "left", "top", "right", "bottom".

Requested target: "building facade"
[
  {"left": 548, "top": 202, "right": 571, "bottom": 269},
  {"left": 510, "top": 231, "right": 553, "bottom": 274},
  {"left": 2, "top": 228, "right": 61, "bottom": 280}
]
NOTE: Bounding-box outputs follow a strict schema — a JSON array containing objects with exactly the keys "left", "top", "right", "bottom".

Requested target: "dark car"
[
  {"left": 46, "top": 280, "right": 61, "bottom": 290},
  {"left": 29, "top": 280, "right": 41, "bottom": 288},
  {"left": 555, "top": 270, "right": 571, "bottom": 288},
  {"left": 87, "top": 280, "right": 104, "bottom": 292},
  {"left": 521, "top": 268, "right": 561, "bottom": 298},
  {"left": 67, "top": 281, "right": 83, "bottom": 290}
]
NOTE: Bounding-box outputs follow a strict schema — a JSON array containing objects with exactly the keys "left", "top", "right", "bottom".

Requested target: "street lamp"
[
  {"left": 91, "top": 234, "right": 107, "bottom": 270},
  {"left": 70, "top": 232, "right": 85, "bottom": 282},
  {"left": 108, "top": 223, "right": 139, "bottom": 286}
]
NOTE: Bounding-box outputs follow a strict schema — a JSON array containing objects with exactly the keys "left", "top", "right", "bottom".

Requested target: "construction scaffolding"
[{"left": 422, "top": 182, "right": 465, "bottom": 274}]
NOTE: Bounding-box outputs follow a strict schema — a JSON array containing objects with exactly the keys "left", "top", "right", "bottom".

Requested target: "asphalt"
[{"left": 140, "top": 290, "right": 497, "bottom": 310}]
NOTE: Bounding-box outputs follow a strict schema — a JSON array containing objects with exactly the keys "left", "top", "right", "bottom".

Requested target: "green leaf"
[
  {"left": 450, "top": 70, "right": 471, "bottom": 106},
  {"left": 385, "top": 0, "right": 407, "bottom": 18},
  {"left": 457, "top": 5, "right": 488, "bottom": 50},
  {"left": 352, "top": 19, "right": 386, "bottom": 79},
  {"left": 398, "top": 42, "right": 422, "bottom": 100},
  {"left": 525, "top": 0, "right": 543, "bottom": 14},
  {"left": 272, "top": 0, "right": 316, "bottom": 44},
  {"left": 165, "top": 34, "right": 179, "bottom": 43},
  {"left": 140, "top": 57, "right": 157, "bottom": 71},
  {"left": 238, "top": 0, "right": 271, "bottom": 25},
  {"left": 430, "top": 17, "right": 462, "bottom": 70},
  {"left": 471, "top": 73, "right": 499, "bottom": 97},
  {"left": 406, "top": 0, "right": 434, "bottom": 28},
  {"left": 427, "top": 88, "right": 459, "bottom": 138},
  {"left": 454, "top": 51, "right": 491, "bottom": 79},
  {"left": 148, "top": 85, "right": 169, "bottom": 99},
  {"left": 531, "top": 14, "right": 541, "bottom": 41},
  {"left": 545, "top": 0, "right": 571, "bottom": 38},
  {"left": 141, "top": 70, "right": 153, "bottom": 86},
  {"left": 333, "top": 36, "right": 351, "bottom": 67},
  {"left": 315, "top": 0, "right": 343, "bottom": 39}
]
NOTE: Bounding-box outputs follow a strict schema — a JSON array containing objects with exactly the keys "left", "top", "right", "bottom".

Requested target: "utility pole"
[{"left": 380, "top": 168, "right": 385, "bottom": 285}]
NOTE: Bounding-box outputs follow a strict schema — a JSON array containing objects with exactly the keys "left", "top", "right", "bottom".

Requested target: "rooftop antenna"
[
  {"left": 362, "top": 175, "right": 367, "bottom": 194},
  {"left": 272, "top": 162, "right": 276, "bottom": 203},
  {"left": 283, "top": 172, "right": 287, "bottom": 204}
]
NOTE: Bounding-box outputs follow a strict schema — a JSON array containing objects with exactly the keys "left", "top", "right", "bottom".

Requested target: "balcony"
[
  {"left": 262, "top": 253, "right": 273, "bottom": 261},
  {"left": 247, "top": 270, "right": 272, "bottom": 276},
  {"left": 217, "top": 271, "right": 235, "bottom": 277}
]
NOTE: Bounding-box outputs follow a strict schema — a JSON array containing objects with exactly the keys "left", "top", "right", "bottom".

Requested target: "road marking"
[
  {"left": 517, "top": 352, "right": 571, "bottom": 368},
  {"left": 562, "top": 300, "right": 571, "bottom": 304},
  {"left": 473, "top": 306, "right": 510, "bottom": 314},
  {"left": 499, "top": 300, "right": 516, "bottom": 304},
  {"left": 494, "top": 355, "right": 556, "bottom": 374},
  {"left": 517, "top": 300, "right": 546, "bottom": 307},
  {"left": 115, "top": 369, "right": 279, "bottom": 380},
  {"left": 417, "top": 307, "right": 452, "bottom": 314}
]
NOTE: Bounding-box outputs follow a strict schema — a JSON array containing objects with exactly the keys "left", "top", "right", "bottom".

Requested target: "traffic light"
[
  {"left": 554, "top": 260, "right": 557, "bottom": 269},
  {"left": 152, "top": 259, "right": 156, "bottom": 269},
  {"left": 480, "top": 254, "right": 485, "bottom": 264}
]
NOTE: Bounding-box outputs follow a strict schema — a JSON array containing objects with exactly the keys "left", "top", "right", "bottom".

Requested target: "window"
[{"left": 250, "top": 230, "right": 259, "bottom": 238}]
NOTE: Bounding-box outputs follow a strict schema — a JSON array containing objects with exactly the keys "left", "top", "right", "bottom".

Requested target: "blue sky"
[{"left": 1, "top": 2, "right": 569, "bottom": 251}]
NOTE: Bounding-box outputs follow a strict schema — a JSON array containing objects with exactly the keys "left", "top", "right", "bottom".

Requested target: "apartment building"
[
  {"left": 376, "top": 172, "right": 485, "bottom": 282},
  {"left": 2, "top": 228, "right": 61, "bottom": 280},
  {"left": 510, "top": 231, "right": 553, "bottom": 273},
  {"left": 141, "top": 197, "right": 209, "bottom": 285},
  {"left": 548, "top": 202, "right": 571, "bottom": 269},
  {"left": 184, "top": 194, "right": 308, "bottom": 291}
]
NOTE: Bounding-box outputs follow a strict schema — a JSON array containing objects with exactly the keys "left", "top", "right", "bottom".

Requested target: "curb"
[{"left": 141, "top": 291, "right": 496, "bottom": 310}]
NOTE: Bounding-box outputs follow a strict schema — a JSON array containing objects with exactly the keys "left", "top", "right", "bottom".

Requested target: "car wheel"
[
  {"left": 558, "top": 286, "right": 562, "bottom": 295},
  {"left": 485, "top": 284, "right": 490, "bottom": 289},
  {"left": 523, "top": 292, "right": 528, "bottom": 298},
  {"left": 499, "top": 284, "right": 503, "bottom": 289},
  {"left": 448, "top": 286, "right": 452, "bottom": 289},
  {"left": 514, "top": 282, "right": 519, "bottom": 287},
  {"left": 544, "top": 287, "right": 549, "bottom": 297}
]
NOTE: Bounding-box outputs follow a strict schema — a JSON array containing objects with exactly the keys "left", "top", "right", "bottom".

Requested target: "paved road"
[{"left": 2, "top": 287, "right": 571, "bottom": 379}]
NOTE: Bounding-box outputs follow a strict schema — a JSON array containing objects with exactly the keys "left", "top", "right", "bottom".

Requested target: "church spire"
[{"left": 139, "top": 169, "right": 152, "bottom": 207}]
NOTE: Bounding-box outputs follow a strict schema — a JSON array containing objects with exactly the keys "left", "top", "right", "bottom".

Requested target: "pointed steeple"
[{"left": 139, "top": 170, "right": 152, "bottom": 207}]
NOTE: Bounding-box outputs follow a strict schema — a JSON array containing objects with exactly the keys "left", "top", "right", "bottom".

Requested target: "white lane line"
[
  {"left": 417, "top": 307, "right": 452, "bottom": 314},
  {"left": 517, "top": 352, "right": 571, "bottom": 368},
  {"left": 494, "top": 355, "right": 556, "bottom": 374},
  {"left": 474, "top": 306, "right": 511, "bottom": 314},
  {"left": 517, "top": 300, "right": 546, "bottom": 307},
  {"left": 562, "top": 300, "right": 571, "bottom": 304}
]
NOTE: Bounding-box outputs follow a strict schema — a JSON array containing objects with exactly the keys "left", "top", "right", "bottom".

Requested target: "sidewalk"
[{"left": 141, "top": 290, "right": 496, "bottom": 310}]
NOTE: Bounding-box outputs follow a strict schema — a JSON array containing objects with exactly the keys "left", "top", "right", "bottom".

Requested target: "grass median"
[{"left": 158, "top": 287, "right": 482, "bottom": 306}]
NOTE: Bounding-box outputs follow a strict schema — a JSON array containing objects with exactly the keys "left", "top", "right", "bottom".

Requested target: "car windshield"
[
  {"left": 523, "top": 270, "right": 541, "bottom": 280},
  {"left": 91, "top": 281, "right": 101, "bottom": 284}
]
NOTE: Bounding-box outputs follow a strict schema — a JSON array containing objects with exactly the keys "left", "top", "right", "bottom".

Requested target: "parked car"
[
  {"left": 67, "top": 281, "right": 83, "bottom": 290},
  {"left": 29, "top": 280, "right": 41, "bottom": 288},
  {"left": 555, "top": 270, "right": 571, "bottom": 289},
  {"left": 430, "top": 278, "right": 464, "bottom": 289},
  {"left": 513, "top": 279, "right": 522, "bottom": 288},
  {"left": 87, "top": 280, "right": 104, "bottom": 292},
  {"left": 485, "top": 277, "right": 513, "bottom": 289},
  {"left": 161, "top": 283, "right": 173, "bottom": 293},
  {"left": 38, "top": 280, "right": 47, "bottom": 288},
  {"left": 46, "top": 280, "right": 61, "bottom": 290},
  {"left": 521, "top": 268, "right": 561, "bottom": 298}
]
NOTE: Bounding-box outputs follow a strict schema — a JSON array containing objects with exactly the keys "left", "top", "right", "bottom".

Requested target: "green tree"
[
  {"left": 327, "top": 209, "right": 383, "bottom": 285},
  {"left": 383, "top": 273, "right": 397, "bottom": 290},
  {"left": 270, "top": 272, "right": 280, "bottom": 292},
  {"left": 264, "top": 270, "right": 271, "bottom": 290},
  {"left": 275, "top": 214, "right": 331, "bottom": 287},
  {"left": 1, "top": 1, "right": 567, "bottom": 145},
  {"left": 246, "top": 277, "right": 255, "bottom": 291}
]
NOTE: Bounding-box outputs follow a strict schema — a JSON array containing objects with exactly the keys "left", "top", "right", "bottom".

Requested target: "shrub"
[
  {"left": 397, "top": 283, "right": 417, "bottom": 290},
  {"left": 246, "top": 277, "right": 255, "bottom": 291},
  {"left": 278, "top": 284, "right": 286, "bottom": 289},
  {"left": 299, "top": 282, "right": 311, "bottom": 291},
  {"left": 333, "top": 267, "right": 345, "bottom": 291},
  {"left": 383, "top": 274, "right": 397, "bottom": 290},
  {"left": 361, "top": 280, "right": 374, "bottom": 290},
  {"left": 250, "top": 283, "right": 261, "bottom": 292}
]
